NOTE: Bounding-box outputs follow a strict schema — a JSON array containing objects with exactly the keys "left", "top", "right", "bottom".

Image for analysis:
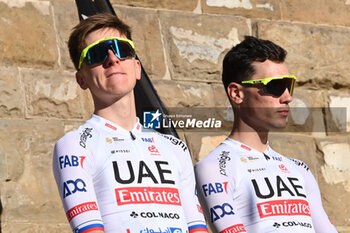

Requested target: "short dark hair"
[
  {"left": 68, "top": 13, "right": 132, "bottom": 70},
  {"left": 222, "top": 36, "right": 287, "bottom": 92}
]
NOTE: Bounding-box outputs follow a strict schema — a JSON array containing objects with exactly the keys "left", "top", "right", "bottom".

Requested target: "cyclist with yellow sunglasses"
[
  {"left": 195, "top": 36, "right": 338, "bottom": 233},
  {"left": 52, "top": 13, "right": 208, "bottom": 233}
]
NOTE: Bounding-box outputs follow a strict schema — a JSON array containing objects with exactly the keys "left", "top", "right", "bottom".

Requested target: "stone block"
[
  {"left": 115, "top": 7, "right": 166, "bottom": 80},
  {"left": 280, "top": 88, "right": 326, "bottom": 134},
  {"left": 52, "top": 0, "right": 80, "bottom": 70},
  {"left": 0, "top": 1, "right": 57, "bottom": 68},
  {"left": 111, "top": 0, "right": 199, "bottom": 11},
  {"left": 315, "top": 136, "right": 350, "bottom": 227},
  {"left": 202, "top": 0, "right": 281, "bottom": 20},
  {"left": 0, "top": 119, "right": 67, "bottom": 225},
  {"left": 326, "top": 92, "right": 350, "bottom": 133},
  {"left": 22, "top": 69, "right": 85, "bottom": 119},
  {"left": 159, "top": 11, "right": 251, "bottom": 82},
  {"left": 268, "top": 133, "right": 349, "bottom": 228},
  {"left": 212, "top": 83, "right": 231, "bottom": 108},
  {"left": 0, "top": 67, "right": 25, "bottom": 118},
  {"left": 185, "top": 132, "right": 228, "bottom": 163},
  {"left": 153, "top": 80, "right": 216, "bottom": 107},
  {"left": 256, "top": 21, "right": 350, "bottom": 88},
  {"left": 2, "top": 222, "right": 71, "bottom": 233},
  {"left": 268, "top": 134, "right": 320, "bottom": 174},
  {"left": 280, "top": 0, "right": 350, "bottom": 27}
]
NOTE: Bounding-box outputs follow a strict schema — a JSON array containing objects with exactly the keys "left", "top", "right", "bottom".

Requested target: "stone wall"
[{"left": 0, "top": 0, "right": 349, "bottom": 232}]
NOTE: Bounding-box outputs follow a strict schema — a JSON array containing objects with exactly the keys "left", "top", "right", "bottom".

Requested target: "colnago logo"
[
  {"left": 66, "top": 202, "right": 98, "bottom": 222},
  {"left": 273, "top": 221, "right": 313, "bottom": 229},
  {"left": 115, "top": 187, "right": 181, "bottom": 206},
  {"left": 130, "top": 211, "right": 180, "bottom": 219},
  {"left": 220, "top": 224, "right": 246, "bottom": 233},
  {"left": 257, "top": 199, "right": 311, "bottom": 218}
]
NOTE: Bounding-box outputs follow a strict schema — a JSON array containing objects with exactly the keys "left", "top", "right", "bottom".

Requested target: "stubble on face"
[{"left": 240, "top": 60, "right": 292, "bottom": 132}]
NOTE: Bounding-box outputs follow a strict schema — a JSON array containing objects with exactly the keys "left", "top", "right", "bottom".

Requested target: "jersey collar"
[
  {"left": 224, "top": 137, "right": 271, "bottom": 155},
  {"left": 91, "top": 114, "right": 142, "bottom": 135}
]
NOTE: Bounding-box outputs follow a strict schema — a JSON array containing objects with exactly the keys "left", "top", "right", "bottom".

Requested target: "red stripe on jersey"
[
  {"left": 189, "top": 227, "right": 209, "bottom": 233},
  {"left": 220, "top": 224, "right": 246, "bottom": 233},
  {"left": 81, "top": 227, "right": 104, "bottom": 233}
]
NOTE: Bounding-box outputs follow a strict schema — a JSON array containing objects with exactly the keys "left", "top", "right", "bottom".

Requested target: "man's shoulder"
[
  {"left": 269, "top": 148, "right": 311, "bottom": 173},
  {"left": 196, "top": 139, "right": 237, "bottom": 168},
  {"left": 55, "top": 120, "right": 99, "bottom": 149},
  {"left": 154, "top": 132, "right": 188, "bottom": 153},
  {"left": 285, "top": 156, "right": 311, "bottom": 173}
]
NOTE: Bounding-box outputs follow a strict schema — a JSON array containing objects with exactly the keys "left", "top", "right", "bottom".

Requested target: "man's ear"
[
  {"left": 227, "top": 82, "right": 244, "bottom": 105},
  {"left": 76, "top": 71, "right": 89, "bottom": 90},
  {"left": 135, "top": 59, "right": 141, "bottom": 81}
]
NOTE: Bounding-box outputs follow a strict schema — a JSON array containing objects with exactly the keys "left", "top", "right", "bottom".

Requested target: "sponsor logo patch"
[
  {"left": 210, "top": 203, "right": 235, "bottom": 222},
  {"left": 66, "top": 202, "right": 98, "bottom": 222},
  {"left": 63, "top": 178, "right": 87, "bottom": 198},
  {"left": 220, "top": 224, "right": 246, "bottom": 233},
  {"left": 218, "top": 151, "right": 230, "bottom": 176},
  {"left": 202, "top": 182, "right": 228, "bottom": 196},
  {"left": 59, "top": 155, "right": 86, "bottom": 169},
  {"left": 79, "top": 128, "right": 92, "bottom": 148},
  {"left": 129, "top": 211, "right": 180, "bottom": 219},
  {"left": 257, "top": 199, "right": 311, "bottom": 218},
  {"left": 115, "top": 187, "right": 181, "bottom": 206},
  {"left": 273, "top": 221, "right": 313, "bottom": 229},
  {"left": 139, "top": 227, "right": 182, "bottom": 233}
]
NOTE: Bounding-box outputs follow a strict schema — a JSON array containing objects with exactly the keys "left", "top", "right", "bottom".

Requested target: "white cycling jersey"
[
  {"left": 195, "top": 138, "right": 338, "bottom": 233},
  {"left": 53, "top": 114, "right": 208, "bottom": 233}
]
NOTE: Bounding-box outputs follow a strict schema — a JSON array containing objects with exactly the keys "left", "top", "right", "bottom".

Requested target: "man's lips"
[
  {"left": 106, "top": 72, "right": 125, "bottom": 78},
  {"left": 277, "top": 108, "right": 289, "bottom": 116}
]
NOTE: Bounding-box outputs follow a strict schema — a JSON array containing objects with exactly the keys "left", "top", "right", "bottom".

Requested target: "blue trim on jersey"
[
  {"left": 78, "top": 223, "right": 104, "bottom": 233},
  {"left": 188, "top": 224, "right": 208, "bottom": 230}
]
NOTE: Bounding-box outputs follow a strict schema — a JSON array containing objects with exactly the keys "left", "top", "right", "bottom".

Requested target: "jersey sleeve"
[
  {"left": 291, "top": 159, "right": 338, "bottom": 233},
  {"left": 195, "top": 153, "right": 247, "bottom": 233},
  {"left": 164, "top": 135, "right": 209, "bottom": 232},
  {"left": 52, "top": 131, "right": 105, "bottom": 233}
]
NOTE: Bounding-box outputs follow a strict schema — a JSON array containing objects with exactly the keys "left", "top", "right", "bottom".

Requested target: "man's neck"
[
  {"left": 229, "top": 120, "right": 269, "bottom": 152},
  {"left": 93, "top": 93, "right": 138, "bottom": 131}
]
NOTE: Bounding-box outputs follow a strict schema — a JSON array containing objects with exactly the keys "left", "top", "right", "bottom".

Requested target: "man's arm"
[
  {"left": 195, "top": 157, "right": 247, "bottom": 233},
  {"left": 52, "top": 132, "right": 105, "bottom": 233},
  {"left": 171, "top": 136, "right": 209, "bottom": 232},
  {"left": 300, "top": 165, "right": 338, "bottom": 232}
]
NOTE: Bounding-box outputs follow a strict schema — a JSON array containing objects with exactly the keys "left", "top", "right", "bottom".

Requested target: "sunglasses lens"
[
  {"left": 86, "top": 42, "right": 110, "bottom": 65},
  {"left": 115, "top": 40, "right": 135, "bottom": 58},
  {"left": 85, "top": 39, "right": 135, "bottom": 65},
  {"left": 264, "top": 78, "right": 295, "bottom": 97}
]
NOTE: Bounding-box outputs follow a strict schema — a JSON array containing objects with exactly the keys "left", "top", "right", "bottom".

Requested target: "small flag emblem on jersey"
[{"left": 143, "top": 110, "right": 161, "bottom": 129}]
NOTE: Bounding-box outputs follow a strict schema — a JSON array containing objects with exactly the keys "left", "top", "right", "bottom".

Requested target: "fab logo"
[{"left": 59, "top": 155, "right": 86, "bottom": 169}]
